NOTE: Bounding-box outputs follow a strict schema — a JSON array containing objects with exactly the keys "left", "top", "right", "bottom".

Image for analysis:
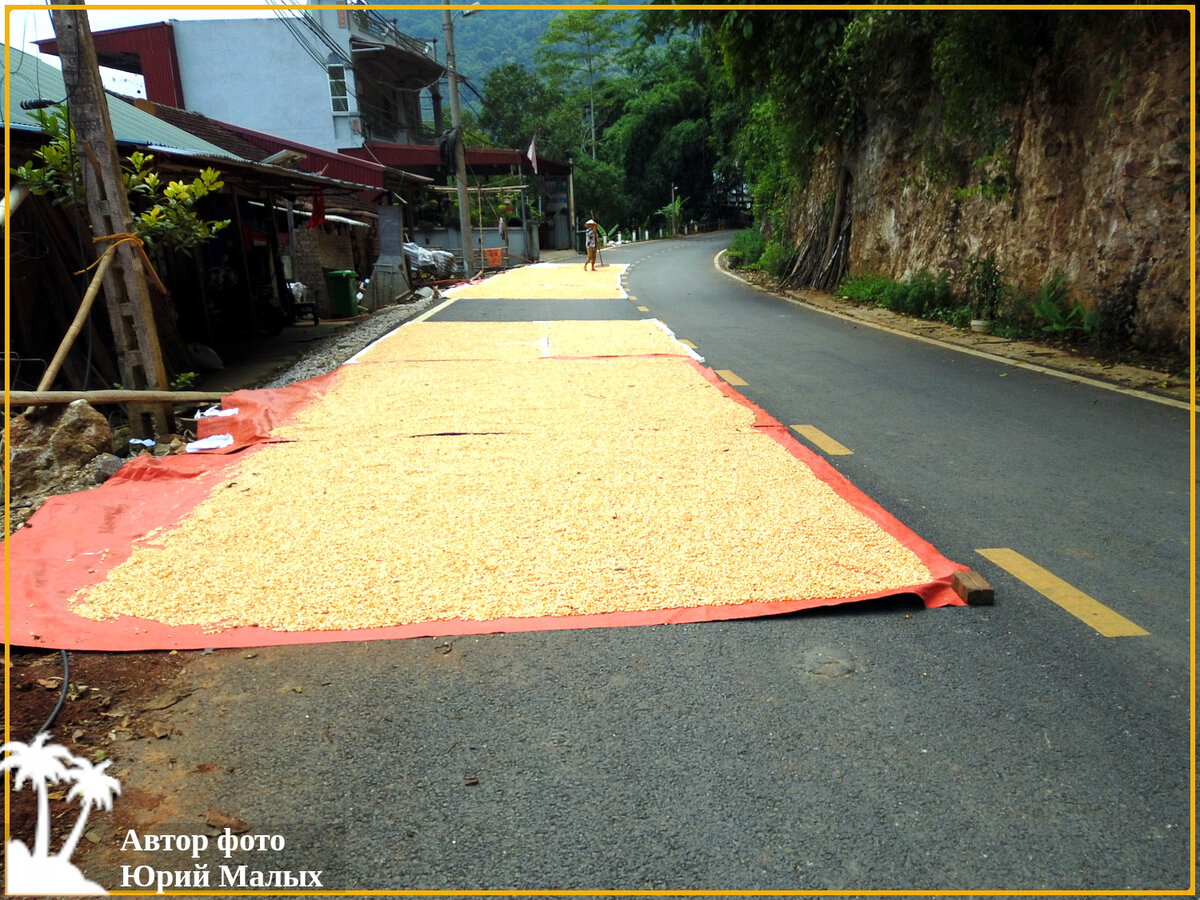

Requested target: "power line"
[{"left": 263, "top": 2, "right": 445, "bottom": 143}]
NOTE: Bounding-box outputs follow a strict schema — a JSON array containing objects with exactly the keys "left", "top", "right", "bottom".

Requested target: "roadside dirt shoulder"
[{"left": 730, "top": 266, "right": 1192, "bottom": 406}]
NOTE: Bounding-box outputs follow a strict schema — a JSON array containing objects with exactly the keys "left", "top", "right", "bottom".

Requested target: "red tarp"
[{"left": 4, "top": 361, "right": 966, "bottom": 652}]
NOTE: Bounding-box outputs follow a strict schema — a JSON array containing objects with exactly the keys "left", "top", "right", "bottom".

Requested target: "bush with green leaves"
[
  {"left": 725, "top": 229, "right": 766, "bottom": 268},
  {"left": 960, "top": 252, "right": 1007, "bottom": 320},
  {"left": 893, "top": 270, "right": 953, "bottom": 318},
  {"left": 838, "top": 273, "right": 895, "bottom": 304},
  {"left": 757, "top": 240, "right": 793, "bottom": 278},
  {"left": 124, "top": 152, "right": 228, "bottom": 251},
  {"left": 839, "top": 270, "right": 958, "bottom": 321},
  {"left": 844, "top": 270, "right": 955, "bottom": 319},
  {"left": 11, "top": 107, "right": 229, "bottom": 252},
  {"left": 1028, "top": 271, "right": 1099, "bottom": 340},
  {"left": 837, "top": 265, "right": 1117, "bottom": 345}
]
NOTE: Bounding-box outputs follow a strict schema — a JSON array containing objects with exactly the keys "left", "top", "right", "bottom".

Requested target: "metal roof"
[
  {"left": 213, "top": 119, "right": 433, "bottom": 188},
  {"left": 3, "top": 45, "right": 235, "bottom": 158}
]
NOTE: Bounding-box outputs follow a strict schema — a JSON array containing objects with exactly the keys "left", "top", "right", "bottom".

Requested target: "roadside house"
[
  {"left": 4, "top": 45, "right": 389, "bottom": 392},
  {"left": 35, "top": 5, "right": 578, "bottom": 258}
]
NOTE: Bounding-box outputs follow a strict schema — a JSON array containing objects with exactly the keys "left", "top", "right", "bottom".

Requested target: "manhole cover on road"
[{"left": 796, "top": 646, "right": 858, "bottom": 678}]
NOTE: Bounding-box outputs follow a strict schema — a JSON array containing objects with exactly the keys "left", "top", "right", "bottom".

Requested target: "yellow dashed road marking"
[
  {"left": 716, "top": 369, "right": 747, "bottom": 386},
  {"left": 976, "top": 548, "right": 1149, "bottom": 637},
  {"left": 790, "top": 425, "right": 853, "bottom": 456}
]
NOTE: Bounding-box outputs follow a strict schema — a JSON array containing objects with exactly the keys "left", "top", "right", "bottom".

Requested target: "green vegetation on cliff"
[{"left": 694, "top": 8, "right": 1189, "bottom": 363}]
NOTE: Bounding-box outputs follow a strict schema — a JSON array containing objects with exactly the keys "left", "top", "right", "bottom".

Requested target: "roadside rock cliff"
[{"left": 792, "top": 13, "right": 1190, "bottom": 360}]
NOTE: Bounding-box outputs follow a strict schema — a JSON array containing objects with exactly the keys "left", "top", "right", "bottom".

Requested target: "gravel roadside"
[{"left": 257, "top": 294, "right": 440, "bottom": 389}]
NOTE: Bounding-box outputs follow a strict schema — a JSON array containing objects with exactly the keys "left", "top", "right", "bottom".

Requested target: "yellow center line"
[
  {"left": 976, "top": 548, "right": 1149, "bottom": 637},
  {"left": 715, "top": 369, "right": 747, "bottom": 386},
  {"left": 637, "top": 306, "right": 649, "bottom": 312},
  {"left": 790, "top": 425, "right": 853, "bottom": 456}
]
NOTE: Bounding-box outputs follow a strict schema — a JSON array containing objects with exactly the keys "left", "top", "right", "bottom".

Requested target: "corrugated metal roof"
[
  {"left": 146, "top": 147, "right": 384, "bottom": 195},
  {"left": 214, "top": 120, "right": 432, "bottom": 188},
  {"left": 3, "top": 45, "right": 237, "bottom": 158},
  {"left": 130, "top": 99, "right": 272, "bottom": 161}
]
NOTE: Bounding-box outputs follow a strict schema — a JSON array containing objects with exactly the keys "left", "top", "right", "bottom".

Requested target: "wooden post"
[{"left": 49, "top": 7, "right": 173, "bottom": 437}]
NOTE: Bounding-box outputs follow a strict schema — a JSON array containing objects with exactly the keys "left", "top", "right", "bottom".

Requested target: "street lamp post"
[{"left": 442, "top": 1, "right": 473, "bottom": 279}]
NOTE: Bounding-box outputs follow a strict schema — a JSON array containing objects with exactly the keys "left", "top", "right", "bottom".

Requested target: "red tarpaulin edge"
[{"left": 5, "top": 356, "right": 966, "bottom": 652}]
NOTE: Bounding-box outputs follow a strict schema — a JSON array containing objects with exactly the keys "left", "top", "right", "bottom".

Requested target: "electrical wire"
[
  {"left": 269, "top": 0, "right": 471, "bottom": 144},
  {"left": 13, "top": 30, "right": 83, "bottom": 110},
  {"left": 265, "top": 3, "right": 431, "bottom": 139},
  {"left": 296, "top": 9, "right": 353, "bottom": 67},
  {"left": 11, "top": 4, "right": 85, "bottom": 110},
  {"left": 4, "top": 8, "right": 35, "bottom": 81},
  {"left": 53, "top": 100, "right": 96, "bottom": 390},
  {"left": 269, "top": 7, "right": 334, "bottom": 70}
]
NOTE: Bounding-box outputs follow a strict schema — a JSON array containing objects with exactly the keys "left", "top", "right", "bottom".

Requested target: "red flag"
[
  {"left": 526, "top": 136, "right": 538, "bottom": 174},
  {"left": 308, "top": 188, "right": 326, "bottom": 230}
]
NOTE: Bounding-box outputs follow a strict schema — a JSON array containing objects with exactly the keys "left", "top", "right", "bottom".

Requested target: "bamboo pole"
[
  {"left": 10, "top": 389, "right": 227, "bottom": 406},
  {"left": 35, "top": 249, "right": 116, "bottom": 392}
]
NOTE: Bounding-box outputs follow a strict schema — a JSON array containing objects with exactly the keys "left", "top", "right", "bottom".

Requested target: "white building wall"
[{"left": 172, "top": 18, "right": 351, "bottom": 151}]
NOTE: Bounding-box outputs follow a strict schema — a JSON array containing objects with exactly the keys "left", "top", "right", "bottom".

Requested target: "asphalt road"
[{"left": 91, "top": 234, "right": 1193, "bottom": 896}]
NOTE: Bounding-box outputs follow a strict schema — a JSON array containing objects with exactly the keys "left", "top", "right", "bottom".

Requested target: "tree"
[
  {"left": 479, "top": 62, "right": 562, "bottom": 150},
  {"left": 536, "top": 4, "right": 633, "bottom": 159},
  {"left": 708, "top": 10, "right": 855, "bottom": 179},
  {"left": 572, "top": 154, "right": 629, "bottom": 228},
  {"left": 657, "top": 193, "right": 685, "bottom": 235},
  {"left": 602, "top": 36, "right": 716, "bottom": 226}
]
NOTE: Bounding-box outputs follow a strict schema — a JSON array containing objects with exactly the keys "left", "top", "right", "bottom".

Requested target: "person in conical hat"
[{"left": 584, "top": 218, "right": 599, "bottom": 271}]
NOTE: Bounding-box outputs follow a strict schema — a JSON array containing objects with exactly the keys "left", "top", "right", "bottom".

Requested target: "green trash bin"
[{"left": 326, "top": 270, "right": 359, "bottom": 318}]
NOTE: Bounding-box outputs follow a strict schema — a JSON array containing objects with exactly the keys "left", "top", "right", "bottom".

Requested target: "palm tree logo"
[{"left": 2, "top": 732, "right": 120, "bottom": 894}]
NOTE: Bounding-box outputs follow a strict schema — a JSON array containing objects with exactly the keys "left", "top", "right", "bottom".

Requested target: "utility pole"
[
  {"left": 442, "top": 1, "right": 473, "bottom": 280},
  {"left": 567, "top": 158, "right": 576, "bottom": 249},
  {"left": 49, "top": 7, "right": 173, "bottom": 437}
]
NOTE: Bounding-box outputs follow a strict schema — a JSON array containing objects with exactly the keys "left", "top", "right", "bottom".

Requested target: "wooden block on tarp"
[{"left": 952, "top": 570, "right": 995, "bottom": 606}]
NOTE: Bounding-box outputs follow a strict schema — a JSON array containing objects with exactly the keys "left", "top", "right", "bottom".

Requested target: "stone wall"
[
  {"left": 288, "top": 222, "right": 374, "bottom": 318},
  {"left": 804, "top": 14, "right": 1190, "bottom": 356}
]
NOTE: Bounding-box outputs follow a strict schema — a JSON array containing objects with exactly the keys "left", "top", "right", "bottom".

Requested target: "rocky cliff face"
[{"left": 803, "top": 14, "right": 1190, "bottom": 358}]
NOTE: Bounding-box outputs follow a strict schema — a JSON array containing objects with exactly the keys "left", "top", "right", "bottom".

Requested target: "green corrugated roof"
[{"left": 3, "top": 45, "right": 240, "bottom": 159}]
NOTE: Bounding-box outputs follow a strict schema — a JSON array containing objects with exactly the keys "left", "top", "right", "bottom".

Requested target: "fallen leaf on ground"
[
  {"left": 206, "top": 809, "right": 250, "bottom": 833},
  {"left": 141, "top": 690, "right": 190, "bottom": 711}
]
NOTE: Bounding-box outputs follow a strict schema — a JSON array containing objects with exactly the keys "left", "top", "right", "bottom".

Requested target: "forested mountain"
[{"left": 385, "top": 7, "right": 556, "bottom": 87}]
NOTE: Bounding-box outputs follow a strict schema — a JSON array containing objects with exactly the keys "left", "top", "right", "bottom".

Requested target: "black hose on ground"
[{"left": 34, "top": 649, "right": 70, "bottom": 738}]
